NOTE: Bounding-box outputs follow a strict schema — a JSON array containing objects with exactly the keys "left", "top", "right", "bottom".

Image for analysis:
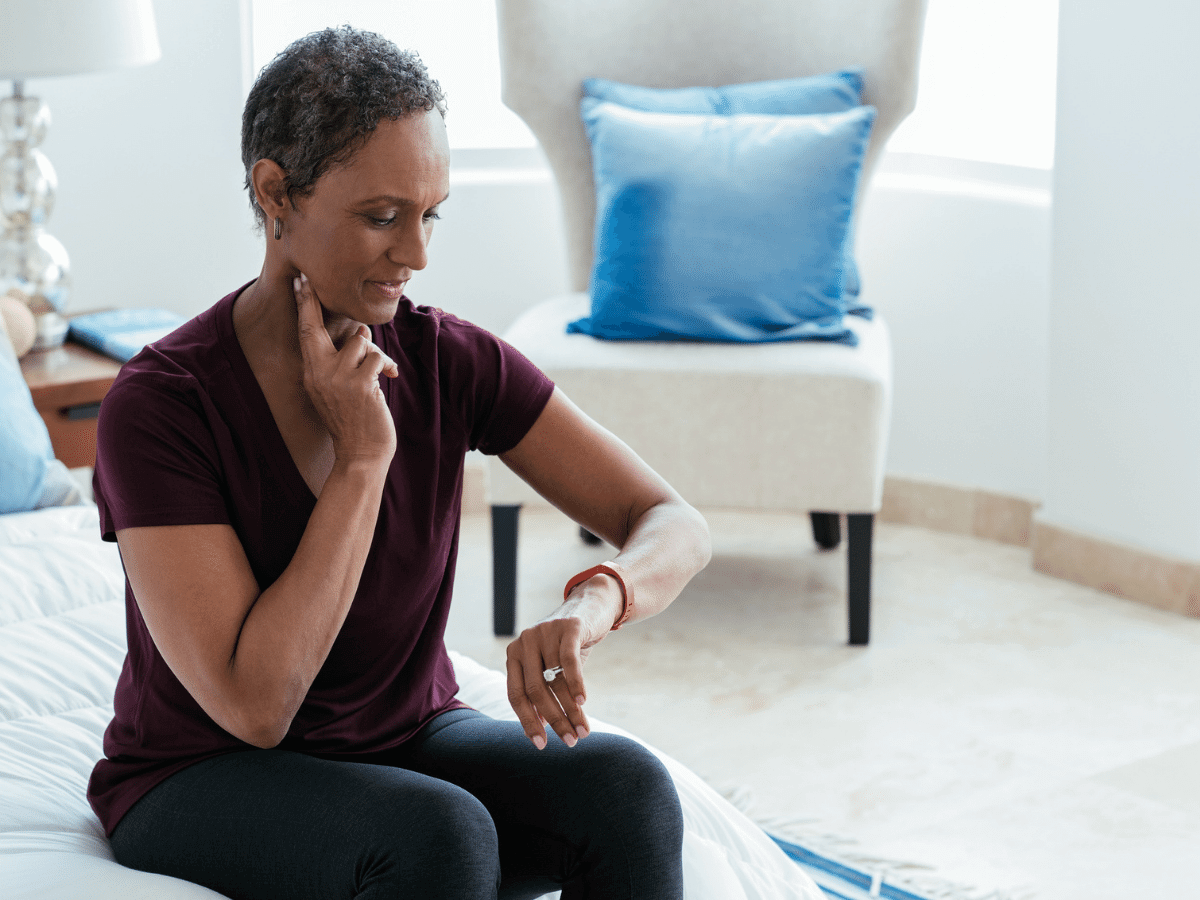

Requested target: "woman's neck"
[{"left": 233, "top": 260, "right": 363, "bottom": 369}]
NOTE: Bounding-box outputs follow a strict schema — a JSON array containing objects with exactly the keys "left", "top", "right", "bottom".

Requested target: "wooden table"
[{"left": 19, "top": 341, "right": 123, "bottom": 468}]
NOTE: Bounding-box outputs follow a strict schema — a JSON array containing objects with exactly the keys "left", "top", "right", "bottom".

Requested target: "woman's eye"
[
  {"left": 423, "top": 210, "right": 442, "bottom": 223},
  {"left": 372, "top": 216, "right": 397, "bottom": 227}
]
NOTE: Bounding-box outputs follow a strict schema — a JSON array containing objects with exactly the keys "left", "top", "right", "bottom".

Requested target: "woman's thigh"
[
  {"left": 397, "top": 709, "right": 684, "bottom": 900},
  {"left": 109, "top": 747, "right": 501, "bottom": 900}
]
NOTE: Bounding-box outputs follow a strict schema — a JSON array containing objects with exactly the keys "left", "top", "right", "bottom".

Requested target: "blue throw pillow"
[
  {"left": 0, "top": 340, "right": 55, "bottom": 513},
  {"left": 0, "top": 326, "right": 84, "bottom": 513},
  {"left": 569, "top": 100, "right": 875, "bottom": 344},
  {"left": 583, "top": 71, "right": 868, "bottom": 302},
  {"left": 582, "top": 69, "right": 863, "bottom": 116}
]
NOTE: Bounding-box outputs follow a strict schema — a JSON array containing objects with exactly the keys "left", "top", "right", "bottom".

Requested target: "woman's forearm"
[
  {"left": 512, "top": 496, "right": 710, "bottom": 751},
  {"left": 560, "top": 499, "right": 711, "bottom": 632},
  {"left": 612, "top": 499, "right": 711, "bottom": 623},
  {"left": 223, "top": 459, "right": 388, "bottom": 747}
]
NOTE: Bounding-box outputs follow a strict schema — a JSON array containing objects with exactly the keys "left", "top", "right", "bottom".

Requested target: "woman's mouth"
[{"left": 368, "top": 281, "right": 407, "bottom": 301}]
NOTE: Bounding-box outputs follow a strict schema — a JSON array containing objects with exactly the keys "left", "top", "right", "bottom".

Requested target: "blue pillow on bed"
[
  {"left": 569, "top": 99, "right": 875, "bottom": 344},
  {"left": 0, "top": 335, "right": 82, "bottom": 513},
  {"left": 582, "top": 71, "right": 868, "bottom": 304}
]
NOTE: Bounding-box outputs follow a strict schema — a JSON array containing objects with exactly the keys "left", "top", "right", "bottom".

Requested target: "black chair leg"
[
  {"left": 847, "top": 513, "right": 873, "bottom": 645},
  {"left": 491, "top": 504, "right": 521, "bottom": 636},
  {"left": 810, "top": 511, "right": 841, "bottom": 549},
  {"left": 579, "top": 526, "right": 603, "bottom": 545}
]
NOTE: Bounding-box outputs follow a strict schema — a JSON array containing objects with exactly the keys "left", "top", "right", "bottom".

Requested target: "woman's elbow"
[
  {"left": 211, "top": 685, "right": 296, "bottom": 749},
  {"left": 226, "top": 708, "right": 291, "bottom": 749},
  {"left": 242, "top": 728, "right": 286, "bottom": 750},
  {"left": 648, "top": 496, "right": 710, "bottom": 574}
]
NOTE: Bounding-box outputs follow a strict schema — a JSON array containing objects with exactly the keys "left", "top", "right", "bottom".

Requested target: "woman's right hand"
[{"left": 294, "top": 273, "right": 399, "bottom": 466}]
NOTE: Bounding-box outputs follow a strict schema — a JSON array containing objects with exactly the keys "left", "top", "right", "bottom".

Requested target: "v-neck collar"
[{"left": 215, "top": 282, "right": 320, "bottom": 510}]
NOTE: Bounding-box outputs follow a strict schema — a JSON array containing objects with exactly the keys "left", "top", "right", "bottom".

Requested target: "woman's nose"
[{"left": 389, "top": 219, "right": 429, "bottom": 271}]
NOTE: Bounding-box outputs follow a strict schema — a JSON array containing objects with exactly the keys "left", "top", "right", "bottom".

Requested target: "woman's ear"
[{"left": 251, "top": 158, "right": 290, "bottom": 220}]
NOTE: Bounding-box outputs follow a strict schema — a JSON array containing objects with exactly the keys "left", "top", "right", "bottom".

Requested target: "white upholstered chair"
[{"left": 486, "top": 0, "right": 927, "bottom": 644}]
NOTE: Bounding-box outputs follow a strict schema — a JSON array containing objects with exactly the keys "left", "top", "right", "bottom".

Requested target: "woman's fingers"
[
  {"left": 293, "top": 274, "right": 335, "bottom": 361},
  {"left": 545, "top": 671, "right": 589, "bottom": 742},
  {"left": 506, "top": 654, "right": 547, "bottom": 750},
  {"left": 339, "top": 325, "right": 399, "bottom": 380},
  {"left": 523, "top": 639, "right": 578, "bottom": 747},
  {"left": 294, "top": 275, "right": 398, "bottom": 379},
  {"left": 291, "top": 273, "right": 396, "bottom": 464},
  {"left": 541, "top": 631, "right": 589, "bottom": 740},
  {"left": 556, "top": 630, "right": 590, "bottom": 723},
  {"left": 505, "top": 620, "right": 591, "bottom": 750}
]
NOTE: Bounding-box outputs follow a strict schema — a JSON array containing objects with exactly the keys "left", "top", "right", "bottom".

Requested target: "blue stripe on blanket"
[{"left": 769, "top": 834, "right": 932, "bottom": 900}]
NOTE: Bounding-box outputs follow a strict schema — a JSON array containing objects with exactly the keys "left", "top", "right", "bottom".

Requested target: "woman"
[{"left": 88, "top": 25, "right": 710, "bottom": 900}]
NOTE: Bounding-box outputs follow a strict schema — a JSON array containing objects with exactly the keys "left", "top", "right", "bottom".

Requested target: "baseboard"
[
  {"left": 1032, "top": 519, "right": 1200, "bottom": 618},
  {"left": 879, "top": 476, "right": 1038, "bottom": 547},
  {"left": 466, "top": 466, "right": 1041, "bottom": 546},
  {"left": 880, "top": 477, "right": 1200, "bottom": 619},
  {"left": 469, "top": 464, "right": 1199, "bottom": 619}
]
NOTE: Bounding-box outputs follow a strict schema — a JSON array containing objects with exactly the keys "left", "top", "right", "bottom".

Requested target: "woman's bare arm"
[
  {"left": 118, "top": 460, "right": 387, "bottom": 748},
  {"left": 499, "top": 389, "right": 712, "bottom": 749},
  {"left": 115, "top": 275, "right": 397, "bottom": 749}
]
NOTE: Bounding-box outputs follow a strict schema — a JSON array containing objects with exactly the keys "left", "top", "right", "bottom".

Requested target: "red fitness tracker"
[{"left": 563, "top": 561, "right": 633, "bottom": 630}]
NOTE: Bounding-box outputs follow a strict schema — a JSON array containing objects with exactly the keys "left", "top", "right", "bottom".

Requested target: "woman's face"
[{"left": 284, "top": 110, "right": 451, "bottom": 326}]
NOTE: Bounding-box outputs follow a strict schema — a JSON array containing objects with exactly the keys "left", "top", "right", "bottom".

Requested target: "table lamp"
[{"left": 0, "top": 0, "right": 160, "bottom": 350}]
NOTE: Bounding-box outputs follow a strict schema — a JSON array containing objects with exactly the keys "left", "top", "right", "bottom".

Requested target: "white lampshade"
[{"left": 0, "top": 0, "right": 161, "bottom": 80}]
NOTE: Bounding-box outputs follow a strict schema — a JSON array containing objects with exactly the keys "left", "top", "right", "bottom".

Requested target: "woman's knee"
[
  {"left": 582, "top": 736, "right": 684, "bottom": 850},
  {"left": 551, "top": 736, "right": 683, "bottom": 897},
  {"left": 622, "top": 743, "right": 684, "bottom": 847},
  {"left": 367, "top": 784, "right": 501, "bottom": 897}
]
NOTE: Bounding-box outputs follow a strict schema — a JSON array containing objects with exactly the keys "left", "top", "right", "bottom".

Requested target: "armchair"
[{"left": 486, "top": 0, "right": 926, "bottom": 644}]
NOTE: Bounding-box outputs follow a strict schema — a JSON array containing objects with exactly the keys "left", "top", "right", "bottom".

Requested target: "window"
[
  {"left": 888, "top": 0, "right": 1059, "bottom": 170},
  {"left": 250, "top": 0, "right": 536, "bottom": 149},
  {"left": 252, "top": 0, "right": 1059, "bottom": 169}
]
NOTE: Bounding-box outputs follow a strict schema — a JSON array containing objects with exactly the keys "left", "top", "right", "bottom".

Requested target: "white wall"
[
  {"left": 414, "top": 167, "right": 570, "bottom": 337},
  {"left": 858, "top": 158, "right": 1051, "bottom": 502},
  {"left": 424, "top": 156, "right": 1055, "bottom": 505},
  {"left": 31, "top": 0, "right": 260, "bottom": 318},
  {"left": 30, "top": 0, "right": 573, "bottom": 333},
  {"left": 1041, "top": 0, "right": 1200, "bottom": 560},
  {"left": 25, "top": 0, "right": 1054, "bottom": 508}
]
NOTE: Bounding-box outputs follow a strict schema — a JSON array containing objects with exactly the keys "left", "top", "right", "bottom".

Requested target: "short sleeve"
[
  {"left": 94, "top": 373, "right": 231, "bottom": 542},
  {"left": 434, "top": 314, "right": 555, "bottom": 456}
]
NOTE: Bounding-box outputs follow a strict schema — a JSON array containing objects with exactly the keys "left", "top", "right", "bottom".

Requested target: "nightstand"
[{"left": 19, "top": 341, "right": 123, "bottom": 468}]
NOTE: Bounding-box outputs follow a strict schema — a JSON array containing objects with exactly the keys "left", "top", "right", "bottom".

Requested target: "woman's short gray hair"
[{"left": 241, "top": 25, "right": 447, "bottom": 228}]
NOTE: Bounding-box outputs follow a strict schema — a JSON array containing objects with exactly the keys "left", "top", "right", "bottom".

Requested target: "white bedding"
[{"left": 0, "top": 504, "right": 821, "bottom": 899}]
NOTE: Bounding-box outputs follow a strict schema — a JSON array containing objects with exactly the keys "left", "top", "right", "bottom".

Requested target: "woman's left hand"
[
  {"left": 506, "top": 573, "right": 624, "bottom": 750},
  {"left": 498, "top": 389, "right": 712, "bottom": 750}
]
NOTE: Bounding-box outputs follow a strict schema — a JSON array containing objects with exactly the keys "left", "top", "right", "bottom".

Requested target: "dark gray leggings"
[{"left": 109, "top": 708, "right": 685, "bottom": 900}]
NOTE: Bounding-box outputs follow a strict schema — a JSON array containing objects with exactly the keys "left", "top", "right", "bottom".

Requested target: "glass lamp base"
[{"left": 32, "top": 310, "right": 68, "bottom": 350}]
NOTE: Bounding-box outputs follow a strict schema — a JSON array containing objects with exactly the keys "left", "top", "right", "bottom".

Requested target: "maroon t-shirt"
[{"left": 87, "top": 284, "right": 554, "bottom": 836}]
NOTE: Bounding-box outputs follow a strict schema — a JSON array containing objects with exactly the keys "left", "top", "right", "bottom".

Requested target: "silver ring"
[{"left": 543, "top": 666, "right": 564, "bottom": 683}]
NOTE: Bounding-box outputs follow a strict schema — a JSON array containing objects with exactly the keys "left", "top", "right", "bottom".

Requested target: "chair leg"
[
  {"left": 809, "top": 511, "right": 841, "bottom": 550},
  {"left": 846, "top": 513, "right": 873, "bottom": 646},
  {"left": 491, "top": 504, "right": 521, "bottom": 636},
  {"left": 579, "top": 526, "right": 603, "bottom": 546}
]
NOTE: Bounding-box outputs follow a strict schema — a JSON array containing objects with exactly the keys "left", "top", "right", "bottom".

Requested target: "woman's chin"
[
  {"left": 326, "top": 294, "right": 401, "bottom": 328},
  {"left": 363, "top": 299, "right": 402, "bottom": 326}
]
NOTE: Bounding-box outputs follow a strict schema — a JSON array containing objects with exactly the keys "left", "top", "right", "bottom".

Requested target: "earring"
[{"left": 273, "top": 217, "right": 282, "bottom": 241}]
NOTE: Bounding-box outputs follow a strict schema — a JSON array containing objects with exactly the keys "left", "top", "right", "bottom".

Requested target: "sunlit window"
[
  {"left": 251, "top": 0, "right": 1058, "bottom": 168},
  {"left": 889, "top": 0, "right": 1059, "bottom": 169},
  {"left": 250, "top": 0, "right": 536, "bottom": 149}
]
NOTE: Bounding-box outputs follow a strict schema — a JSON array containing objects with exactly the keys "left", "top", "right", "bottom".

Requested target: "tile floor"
[{"left": 445, "top": 506, "right": 1200, "bottom": 900}]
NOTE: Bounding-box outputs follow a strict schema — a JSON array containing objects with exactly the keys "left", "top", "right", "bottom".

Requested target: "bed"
[{"left": 0, "top": 498, "right": 824, "bottom": 899}]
